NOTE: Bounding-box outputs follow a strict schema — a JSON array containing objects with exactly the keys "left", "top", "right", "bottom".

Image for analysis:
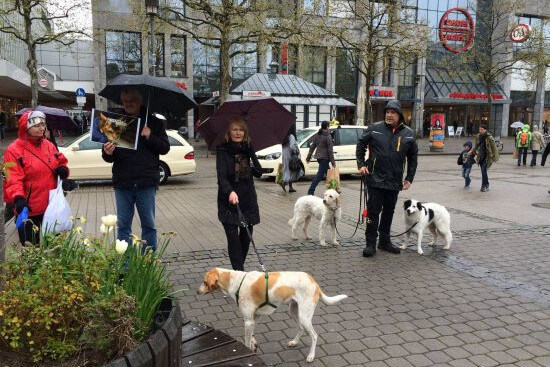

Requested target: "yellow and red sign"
[{"left": 439, "top": 7, "right": 475, "bottom": 53}]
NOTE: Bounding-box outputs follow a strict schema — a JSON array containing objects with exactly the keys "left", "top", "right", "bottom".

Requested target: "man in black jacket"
[
  {"left": 356, "top": 100, "right": 418, "bottom": 257},
  {"left": 102, "top": 88, "right": 170, "bottom": 251}
]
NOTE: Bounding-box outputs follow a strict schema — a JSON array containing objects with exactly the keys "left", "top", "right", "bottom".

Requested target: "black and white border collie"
[{"left": 401, "top": 199, "right": 452, "bottom": 255}]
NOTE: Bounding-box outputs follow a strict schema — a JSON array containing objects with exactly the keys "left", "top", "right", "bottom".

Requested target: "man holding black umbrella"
[{"left": 102, "top": 88, "right": 170, "bottom": 251}]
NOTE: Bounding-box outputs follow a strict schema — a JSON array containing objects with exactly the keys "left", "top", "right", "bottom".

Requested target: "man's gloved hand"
[
  {"left": 62, "top": 179, "right": 78, "bottom": 192},
  {"left": 14, "top": 196, "right": 27, "bottom": 214},
  {"left": 54, "top": 166, "right": 69, "bottom": 180}
]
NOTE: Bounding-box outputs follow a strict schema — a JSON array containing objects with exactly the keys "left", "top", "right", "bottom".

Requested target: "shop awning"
[
  {"left": 424, "top": 67, "right": 511, "bottom": 104},
  {"left": 230, "top": 73, "right": 355, "bottom": 106}
]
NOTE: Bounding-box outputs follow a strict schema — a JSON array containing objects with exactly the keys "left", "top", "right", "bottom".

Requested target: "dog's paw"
[
  {"left": 417, "top": 248, "right": 424, "bottom": 255},
  {"left": 305, "top": 236, "right": 312, "bottom": 240},
  {"left": 291, "top": 236, "right": 298, "bottom": 240},
  {"left": 332, "top": 241, "right": 339, "bottom": 246},
  {"left": 306, "top": 354, "right": 315, "bottom": 362},
  {"left": 427, "top": 241, "right": 435, "bottom": 246},
  {"left": 399, "top": 244, "right": 407, "bottom": 250},
  {"left": 443, "top": 245, "right": 451, "bottom": 250},
  {"left": 250, "top": 338, "right": 257, "bottom": 352},
  {"left": 287, "top": 340, "right": 298, "bottom": 347},
  {"left": 319, "top": 241, "right": 328, "bottom": 247}
]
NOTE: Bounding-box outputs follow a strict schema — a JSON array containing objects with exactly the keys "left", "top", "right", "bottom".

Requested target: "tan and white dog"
[
  {"left": 288, "top": 189, "right": 342, "bottom": 246},
  {"left": 197, "top": 267, "right": 348, "bottom": 362}
]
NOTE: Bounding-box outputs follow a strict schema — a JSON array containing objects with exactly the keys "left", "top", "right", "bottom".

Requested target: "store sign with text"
[
  {"left": 242, "top": 90, "right": 271, "bottom": 97},
  {"left": 439, "top": 7, "right": 475, "bottom": 53},
  {"left": 369, "top": 87, "right": 396, "bottom": 99},
  {"left": 510, "top": 24, "right": 531, "bottom": 43},
  {"left": 449, "top": 92, "right": 504, "bottom": 100}
]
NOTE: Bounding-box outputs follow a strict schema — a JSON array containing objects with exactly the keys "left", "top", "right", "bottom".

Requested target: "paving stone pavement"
[{"left": 4, "top": 136, "right": 549, "bottom": 366}]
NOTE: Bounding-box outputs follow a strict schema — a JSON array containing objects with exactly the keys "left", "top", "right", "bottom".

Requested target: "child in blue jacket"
[{"left": 457, "top": 141, "right": 475, "bottom": 188}]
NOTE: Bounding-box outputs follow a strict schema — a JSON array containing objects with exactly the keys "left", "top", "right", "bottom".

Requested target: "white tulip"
[
  {"left": 101, "top": 214, "right": 118, "bottom": 227},
  {"left": 115, "top": 239, "right": 128, "bottom": 254},
  {"left": 83, "top": 238, "right": 91, "bottom": 247},
  {"left": 100, "top": 224, "right": 113, "bottom": 234}
]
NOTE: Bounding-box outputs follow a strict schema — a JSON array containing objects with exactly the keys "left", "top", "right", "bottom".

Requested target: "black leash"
[
  {"left": 236, "top": 204, "right": 267, "bottom": 272},
  {"left": 389, "top": 221, "right": 419, "bottom": 237},
  {"left": 335, "top": 176, "right": 369, "bottom": 240}
]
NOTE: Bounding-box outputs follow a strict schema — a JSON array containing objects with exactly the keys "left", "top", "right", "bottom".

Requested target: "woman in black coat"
[{"left": 216, "top": 117, "right": 262, "bottom": 270}]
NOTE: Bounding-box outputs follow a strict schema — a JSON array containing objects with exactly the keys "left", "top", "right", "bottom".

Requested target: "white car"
[
  {"left": 256, "top": 125, "right": 369, "bottom": 177},
  {"left": 59, "top": 130, "right": 196, "bottom": 184}
]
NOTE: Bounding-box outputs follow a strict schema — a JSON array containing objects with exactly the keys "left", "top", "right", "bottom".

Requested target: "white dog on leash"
[
  {"left": 288, "top": 189, "right": 341, "bottom": 246},
  {"left": 401, "top": 199, "right": 452, "bottom": 255}
]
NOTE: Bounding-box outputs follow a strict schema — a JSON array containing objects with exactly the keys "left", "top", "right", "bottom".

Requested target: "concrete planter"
[{"left": 102, "top": 298, "right": 182, "bottom": 367}]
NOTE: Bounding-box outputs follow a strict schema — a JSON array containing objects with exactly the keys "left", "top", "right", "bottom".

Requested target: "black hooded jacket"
[
  {"left": 356, "top": 121, "right": 418, "bottom": 191},
  {"left": 102, "top": 109, "right": 170, "bottom": 188}
]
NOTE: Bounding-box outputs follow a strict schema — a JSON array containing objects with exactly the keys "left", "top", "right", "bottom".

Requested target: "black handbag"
[{"left": 289, "top": 157, "right": 302, "bottom": 172}]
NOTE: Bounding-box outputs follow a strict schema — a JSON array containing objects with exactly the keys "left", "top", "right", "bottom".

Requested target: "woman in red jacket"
[{"left": 3, "top": 110, "right": 69, "bottom": 245}]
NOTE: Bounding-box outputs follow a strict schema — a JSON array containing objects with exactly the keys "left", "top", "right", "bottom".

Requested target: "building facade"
[{"left": 90, "top": 0, "right": 549, "bottom": 137}]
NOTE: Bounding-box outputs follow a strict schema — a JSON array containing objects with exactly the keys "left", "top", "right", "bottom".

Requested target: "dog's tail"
[{"left": 320, "top": 292, "right": 348, "bottom": 305}]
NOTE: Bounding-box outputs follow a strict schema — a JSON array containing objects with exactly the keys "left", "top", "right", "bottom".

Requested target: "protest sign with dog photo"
[{"left": 90, "top": 109, "right": 141, "bottom": 150}]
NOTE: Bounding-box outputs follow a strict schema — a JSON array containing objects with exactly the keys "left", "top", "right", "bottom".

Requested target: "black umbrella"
[
  {"left": 15, "top": 106, "right": 77, "bottom": 131},
  {"left": 98, "top": 74, "right": 198, "bottom": 118}
]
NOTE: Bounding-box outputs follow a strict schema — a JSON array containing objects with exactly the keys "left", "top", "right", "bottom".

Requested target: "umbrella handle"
[{"left": 145, "top": 90, "right": 150, "bottom": 127}]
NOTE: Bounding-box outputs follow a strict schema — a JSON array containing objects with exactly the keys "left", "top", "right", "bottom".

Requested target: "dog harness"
[{"left": 235, "top": 271, "right": 278, "bottom": 309}]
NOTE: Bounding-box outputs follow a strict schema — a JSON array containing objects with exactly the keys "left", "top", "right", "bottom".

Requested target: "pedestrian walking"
[
  {"left": 216, "top": 117, "right": 262, "bottom": 271},
  {"left": 356, "top": 100, "right": 418, "bottom": 257},
  {"left": 306, "top": 121, "right": 335, "bottom": 196},
  {"left": 102, "top": 88, "right": 170, "bottom": 251},
  {"left": 515, "top": 124, "right": 532, "bottom": 166},
  {"left": 530, "top": 125, "right": 544, "bottom": 166},
  {"left": 279, "top": 125, "right": 304, "bottom": 193},
  {"left": 3, "top": 110, "right": 70, "bottom": 245},
  {"left": 457, "top": 141, "right": 475, "bottom": 188},
  {"left": 470, "top": 124, "right": 499, "bottom": 192}
]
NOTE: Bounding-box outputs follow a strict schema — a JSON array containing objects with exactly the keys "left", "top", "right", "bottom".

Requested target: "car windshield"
[{"left": 296, "top": 128, "right": 316, "bottom": 144}]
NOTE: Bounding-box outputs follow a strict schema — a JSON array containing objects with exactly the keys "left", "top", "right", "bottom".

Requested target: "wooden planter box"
[{"left": 102, "top": 298, "right": 182, "bottom": 367}]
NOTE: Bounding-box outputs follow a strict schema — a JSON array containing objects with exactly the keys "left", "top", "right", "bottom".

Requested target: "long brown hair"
[{"left": 224, "top": 117, "right": 251, "bottom": 143}]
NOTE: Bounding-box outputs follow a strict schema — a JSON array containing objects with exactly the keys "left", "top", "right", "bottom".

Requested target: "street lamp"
[
  {"left": 146, "top": 0, "right": 159, "bottom": 76},
  {"left": 269, "top": 60, "right": 279, "bottom": 74}
]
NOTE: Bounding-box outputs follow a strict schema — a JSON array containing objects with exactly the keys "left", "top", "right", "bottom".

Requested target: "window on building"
[
  {"left": 105, "top": 31, "right": 142, "bottom": 81},
  {"left": 148, "top": 34, "right": 165, "bottom": 76},
  {"left": 335, "top": 48, "right": 357, "bottom": 101},
  {"left": 267, "top": 43, "right": 297, "bottom": 75},
  {"left": 171, "top": 35, "right": 186, "bottom": 77},
  {"left": 231, "top": 42, "right": 258, "bottom": 85},
  {"left": 398, "top": 58, "right": 416, "bottom": 87},
  {"left": 328, "top": 0, "right": 354, "bottom": 18},
  {"left": 192, "top": 38, "right": 221, "bottom": 96},
  {"left": 109, "top": 0, "right": 131, "bottom": 13},
  {"left": 304, "top": 0, "right": 327, "bottom": 16},
  {"left": 301, "top": 45, "right": 326, "bottom": 88},
  {"left": 161, "top": 0, "right": 185, "bottom": 19},
  {"left": 381, "top": 53, "right": 392, "bottom": 86}
]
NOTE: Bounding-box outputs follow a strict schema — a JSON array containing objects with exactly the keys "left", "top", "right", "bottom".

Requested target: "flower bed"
[{"left": 0, "top": 216, "right": 181, "bottom": 366}]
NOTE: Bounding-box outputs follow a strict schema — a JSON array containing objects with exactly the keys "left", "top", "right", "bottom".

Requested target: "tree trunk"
[
  {"left": 220, "top": 36, "right": 232, "bottom": 103},
  {"left": 23, "top": 2, "right": 38, "bottom": 107},
  {"left": 485, "top": 82, "right": 493, "bottom": 134}
]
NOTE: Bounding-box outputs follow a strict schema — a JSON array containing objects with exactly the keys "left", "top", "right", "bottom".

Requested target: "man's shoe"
[
  {"left": 362, "top": 244, "right": 376, "bottom": 257},
  {"left": 481, "top": 187, "right": 487, "bottom": 192},
  {"left": 378, "top": 241, "right": 401, "bottom": 254}
]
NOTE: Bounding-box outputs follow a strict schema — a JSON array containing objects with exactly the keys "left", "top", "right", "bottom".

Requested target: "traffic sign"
[{"left": 76, "top": 88, "right": 86, "bottom": 97}]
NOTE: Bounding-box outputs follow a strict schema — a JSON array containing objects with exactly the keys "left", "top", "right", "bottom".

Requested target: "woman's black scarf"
[{"left": 221, "top": 142, "right": 254, "bottom": 182}]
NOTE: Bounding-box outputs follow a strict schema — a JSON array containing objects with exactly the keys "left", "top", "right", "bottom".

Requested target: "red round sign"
[
  {"left": 38, "top": 78, "right": 48, "bottom": 88},
  {"left": 439, "top": 7, "right": 475, "bottom": 53},
  {"left": 510, "top": 24, "right": 531, "bottom": 43}
]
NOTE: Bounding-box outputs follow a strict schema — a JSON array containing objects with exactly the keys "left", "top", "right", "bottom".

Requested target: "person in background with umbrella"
[
  {"left": 216, "top": 117, "right": 262, "bottom": 271},
  {"left": 102, "top": 88, "right": 170, "bottom": 252},
  {"left": 279, "top": 124, "right": 303, "bottom": 193},
  {"left": 306, "top": 121, "right": 335, "bottom": 196},
  {"left": 3, "top": 110, "right": 70, "bottom": 245}
]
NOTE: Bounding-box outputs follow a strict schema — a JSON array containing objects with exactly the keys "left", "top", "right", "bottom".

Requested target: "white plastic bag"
[{"left": 41, "top": 179, "right": 72, "bottom": 235}]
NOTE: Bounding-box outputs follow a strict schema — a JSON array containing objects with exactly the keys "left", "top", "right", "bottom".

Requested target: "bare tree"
[
  {"left": 447, "top": 0, "right": 523, "bottom": 132},
  {"left": 155, "top": 0, "right": 305, "bottom": 101},
  {"left": 315, "top": 0, "right": 428, "bottom": 125},
  {"left": 0, "top": 0, "right": 89, "bottom": 107}
]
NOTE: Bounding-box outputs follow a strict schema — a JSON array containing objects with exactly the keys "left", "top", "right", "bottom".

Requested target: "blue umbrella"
[{"left": 15, "top": 106, "right": 78, "bottom": 131}]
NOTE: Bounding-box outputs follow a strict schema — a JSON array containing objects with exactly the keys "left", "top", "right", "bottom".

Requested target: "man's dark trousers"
[{"left": 365, "top": 186, "right": 399, "bottom": 246}]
